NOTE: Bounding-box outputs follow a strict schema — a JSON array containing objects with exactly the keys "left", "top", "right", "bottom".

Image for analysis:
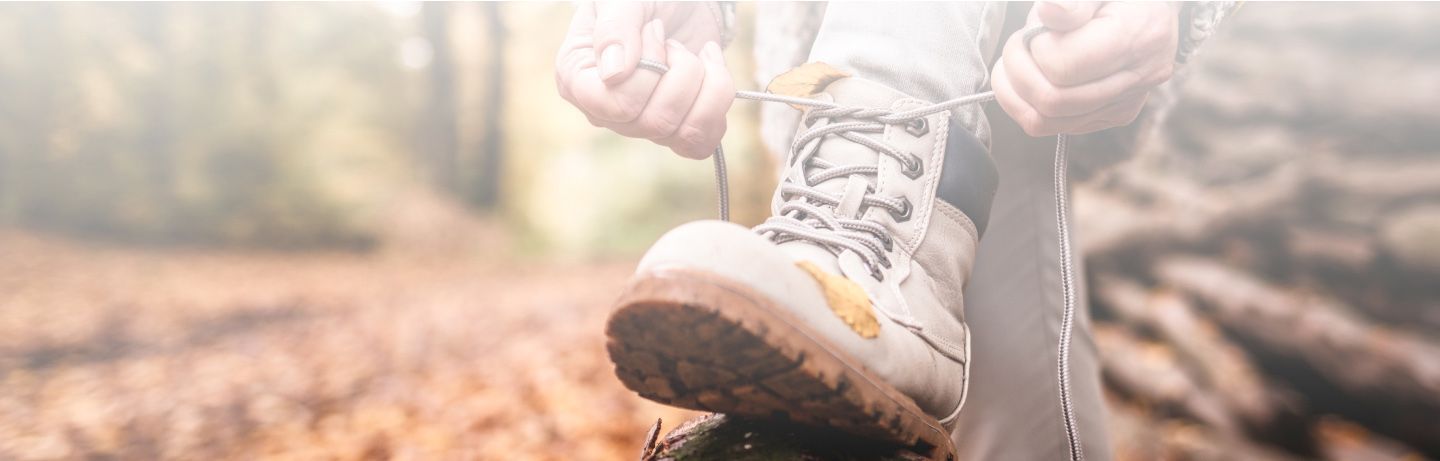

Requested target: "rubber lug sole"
[{"left": 605, "top": 268, "right": 957, "bottom": 461}]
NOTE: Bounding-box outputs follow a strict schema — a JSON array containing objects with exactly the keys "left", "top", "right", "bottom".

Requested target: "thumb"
[
  {"left": 592, "top": 1, "right": 646, "bottom": 84},
  {"left": 1034, "top": 1, "right": 1101, "bottom": 32}
]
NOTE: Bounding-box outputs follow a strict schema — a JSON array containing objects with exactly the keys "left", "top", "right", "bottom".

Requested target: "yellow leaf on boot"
[
  {"left": 796, "top": 261, "right": 879, "bottom": 338},
  {"left": 766, "top": 62, "right": 850, "bottom": 109}
]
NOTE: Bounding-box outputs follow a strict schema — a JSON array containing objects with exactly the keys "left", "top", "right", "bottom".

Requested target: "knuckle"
[
  {"left": 640, "top": 111, "right": 683, "bottom": 138},
  {"left": 671, "top": 144, "right": 704, "bottom": 160},
  {"left": 593, "top": 17, "right": 625, "bottom": 37},
  {"left": 584, "top": 114, "right": 604, "bottom": 128},
  {"left": 1122, "top": 100, "right": 1147, "bottom": 124},
  {"left": 1052, "top": 63, "right": 1079, "bottom": 87},
  {"left": 607, "top": 94, "right": 646, "bottom": 122},
  {"left": 1020, "top": 112, "right": 1048, "bottom": 137},
  {"left": 554, "top": 74, "right": 577, "bottom": 104},
  {"left": 1154, "top": 61, "right": 1176, "bottom": 84},
  {"left": 1033, "top": 84, "right": 1066, "bottom": 117},
  {"left": 555, "top": 80, "right": 571, "bottom": 105},
  {"left": 677, "top": 125, "right": 709, "bottom": 148},
  {"left": 1039, "top": 54, "right": 1074, "bottom": 86},
  {"left": 1121, "top": 109, "right": 1142, "bottom": 125},
  {"left": 1022, "top": 123, "right": 1046, "bottom": 137}
]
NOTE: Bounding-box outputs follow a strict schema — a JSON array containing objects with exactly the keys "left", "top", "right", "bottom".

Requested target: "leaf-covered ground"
[{"left": 0, "top": 227, "right": 695, "bottom": 460}]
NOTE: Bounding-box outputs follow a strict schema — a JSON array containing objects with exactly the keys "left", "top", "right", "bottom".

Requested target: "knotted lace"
[
  {"left": 636, "top": 26, "right": 1084, "bottom": 461},
  {"left": 638, "top": 57, "right": 995, "bottom": 278},
  {"left": 746, "top": 94, "right": 985, "bottom": 280}
]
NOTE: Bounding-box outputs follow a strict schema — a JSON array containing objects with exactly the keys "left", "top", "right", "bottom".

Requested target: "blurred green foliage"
[
  {"left": 0, "top": 3, "right": 411, "bottom": 247},
  {"left": 0, "top": 3, "right": 772, "bottom": 256}
]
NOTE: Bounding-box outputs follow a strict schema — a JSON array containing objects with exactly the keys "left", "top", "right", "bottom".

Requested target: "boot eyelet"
[
  {"left": 905, "top": 118, "right": 929, "bottom": 137},
  {"left": 868, "top": 263, "right": 885, "bottom": 281},
  {"left": 881, "top": 235, "right": 894, "bottom": 251},
  {"left": 901, "top": 154, "right": 923, "bottom": 179},
  {"left": 891, "top": 197, "right": 913, "bottom": 222}
]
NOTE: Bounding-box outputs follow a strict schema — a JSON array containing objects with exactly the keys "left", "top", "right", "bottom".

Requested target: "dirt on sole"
[{"left": 605, "top": 268, "right": 957, "bottom": 461}]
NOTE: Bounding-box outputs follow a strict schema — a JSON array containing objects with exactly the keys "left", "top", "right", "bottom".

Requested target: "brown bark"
[
  {"left": 1105, "top": 392, "right": 1300, "bottom": 461},
  {"left": 1075, "top": 165, "right": 1303, "bottom": 257},
  {"left": 1155, "top": 257, "right": 1440, "bottom": 405},
  {"left": 1155, "top": 257, "right": 1440, "bottom": 455},
  {"left": 1093, "top": 277, "right": 1281, "bottom": 430},
  {"left": 643, "top": 414, "right": 928, "bottom": 461},
  {"left": 1093, "top": 324, "right": 1242, "bottom": 433}
]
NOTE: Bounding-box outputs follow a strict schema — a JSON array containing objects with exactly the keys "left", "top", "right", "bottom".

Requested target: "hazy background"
[{"left": 1, "top": 2, "right": 1437, "bottom": 460}]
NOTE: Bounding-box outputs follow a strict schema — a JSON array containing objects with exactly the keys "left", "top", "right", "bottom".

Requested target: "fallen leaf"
[
  {"left": 766, "top": 62, "right": 850, "bottom": 109},
  {"left": 796, "top": 261, "right": 879, "bottom": 338}
]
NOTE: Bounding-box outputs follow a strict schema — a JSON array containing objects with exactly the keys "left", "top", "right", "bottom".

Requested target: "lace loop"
[{"left": 752, "top": 93, "right": 989, "bottom": 279}]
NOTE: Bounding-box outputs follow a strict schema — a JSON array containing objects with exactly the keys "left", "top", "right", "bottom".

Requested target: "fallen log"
[
  {"left": 1093, "top": 324, "right": 1241, "bottom": 434},
  {"left": 1379, "top": 205, "right": 1440, "bottom": 277},
  {"left": 641, "top": 414, "right": 930, "bottom": 461},
  {"left": 1155, "top": 257, "right": 1440, "bottom": 456},
  {"left": 1105, "top": 391, "right": 1300, "bottom": 461},
  {"left": 1093, "top": 277, "right": 1280, "bottom": 429},
  {"left": 1074, "top": 164, "right": 1303, "bottom": 258},
  {"left": 1155, "top": 257, "right": 1440, "bottom": 405},
  {"left": 1313, "top": 417, "right": 1429, "bottom": 461}
]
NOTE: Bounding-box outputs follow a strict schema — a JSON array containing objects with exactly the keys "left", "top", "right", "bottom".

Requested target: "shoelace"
[
  {"left": 634, "top": 26, "right": 1084, "bottom": 461},
  {"left": 744, "top": 91, "right": 994, "bottom": 281},
  {"left": 639, "top": 57, "right": 995, "bottom": 275}
]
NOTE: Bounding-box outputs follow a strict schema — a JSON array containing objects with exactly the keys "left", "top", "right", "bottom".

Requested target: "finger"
[
  {"left": 610, "top": 39, "right": 705, "bottom": 140},
  {"left": 992, "top": 59, "right": 1050, "bottom": 138},
  {"left": 605, "top": 19, "right": 669, "bottom": 122},
  {"left": 555, "top": 2, "right": 601, "bottom": 104},
  {"left": 592, "top": 1, "right": 645, "bottom": 84},
  {"left": 1002, "top": 30, "right": 1147, "bottom": 118},
  {"left": 1034, "top": 1, "right": 1101, "bottom": 32},
  {"left": 1027, "top": 91, "right": 1150, "bottom": 136},
  {"left": 569, "top": 19, "right": 668, "bottom": 124},
  {"left": 659, "top": 42, "right": 735, "bottom": 159},
  {"left": 1066, "top": 92, "right": 1150, "bottom": 135},
  {"left": 1029, "top": 17, "right": 1139, "bottom": 86}
]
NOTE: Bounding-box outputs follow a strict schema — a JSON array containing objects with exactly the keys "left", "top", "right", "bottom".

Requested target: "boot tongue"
[
  {"left": 804, "top": 77, "right": 912, "bottom": 197},
  {"left": 780, "top": 78, "right": 913, "bottom": 275}
]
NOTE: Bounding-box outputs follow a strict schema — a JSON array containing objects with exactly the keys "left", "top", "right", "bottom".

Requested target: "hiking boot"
[{"left": 605, "top": 77, "right": 997, "bottom": 460}]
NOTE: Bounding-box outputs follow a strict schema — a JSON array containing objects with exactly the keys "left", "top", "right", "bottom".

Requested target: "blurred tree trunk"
[
  {"left": 473, "top": 2, "right": 505, "bottom": 210},
  {"left": 421, "top": 2, "right": 459, "bottom": 194},
  {"left": 136, "top": 3, "right": 177, "bottom": 236}
]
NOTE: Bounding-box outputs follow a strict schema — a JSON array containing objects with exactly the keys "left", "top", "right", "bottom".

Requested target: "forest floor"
[
  {"left": 0, "top": 226, "right": 696, "bottom": 460},
  {"left": 4, "top": 3, "right": 1439, "bottom": 461}
]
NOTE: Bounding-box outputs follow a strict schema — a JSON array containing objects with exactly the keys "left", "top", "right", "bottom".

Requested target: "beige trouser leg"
[
  {"left": 947, "top": 102, "right": 1113, "bottom": 460},
  {"left": 804, "top": 3, "right": 1114, "bottom": 459}
]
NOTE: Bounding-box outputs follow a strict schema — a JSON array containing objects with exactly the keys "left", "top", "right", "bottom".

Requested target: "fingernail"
[{"left": 600, "top": 44, "right": 624, "bottom": 79}]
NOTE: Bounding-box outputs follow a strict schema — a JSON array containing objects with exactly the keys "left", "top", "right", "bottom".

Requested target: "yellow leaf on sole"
[{"left": 796, "top": 261, "right": 879, "bottom": 338}]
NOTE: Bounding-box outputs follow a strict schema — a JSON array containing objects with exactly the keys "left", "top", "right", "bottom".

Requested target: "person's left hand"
[{"left": 993, "top": 1, "right": 1181, "bottom": 137}]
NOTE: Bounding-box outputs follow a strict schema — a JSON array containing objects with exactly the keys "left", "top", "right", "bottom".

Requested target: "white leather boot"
[{"left": 606, "top": 77, "right": 997, "bottom": 460}]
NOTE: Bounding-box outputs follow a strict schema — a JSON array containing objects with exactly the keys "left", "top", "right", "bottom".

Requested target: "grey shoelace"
[
  {"left": 743, "top": 90, "right": 994, "bottom": 281},
  {"left": 639, "top": 57, "right": 994, "bottom": 275},
  {"left": 636, "top": 25, "right": 1084, "bottom": 459}
]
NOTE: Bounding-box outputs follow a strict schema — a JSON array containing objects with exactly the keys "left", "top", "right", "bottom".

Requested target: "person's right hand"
[{"left": 555, "top": 2, "right": 735, "bottom": 159}]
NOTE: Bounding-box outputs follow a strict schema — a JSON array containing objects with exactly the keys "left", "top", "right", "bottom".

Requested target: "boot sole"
[{"left": 605, "top": 267, "right": 957, "bottom": 460}]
